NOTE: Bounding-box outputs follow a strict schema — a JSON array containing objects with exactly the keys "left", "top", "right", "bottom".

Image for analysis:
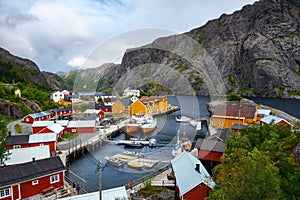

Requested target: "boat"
[
  {"left": 195, "top": 121, "right": 202, "bottom": 131},
  {"left": 175, "top": 115, "right": 191, "bottom": 123},
  {"left": 148, "top": 138, "right": 157, "bottom": 147},
  {"left": 123, "top": 151, "right": 145, "bottom": 158},
  {"left": 172, "top": 130, "right": 192, "bottom": 158},
  {"left": 190, "top": 119, "right": 202, "bottom": 131},
  {"left": 124, "top": 141, "right": 144, "bottom": 148},
  {"left": 123, "top": 115, "right": 157, "bottom": 133},
  {"left": 140, "top": 116, "right": 157, "bottom": 133},
  {"left": 105, "top": 156, "right": 125, "bottom": 168},
  {"left": 127, "top": 161, "right": 144, "bottom": 169}
]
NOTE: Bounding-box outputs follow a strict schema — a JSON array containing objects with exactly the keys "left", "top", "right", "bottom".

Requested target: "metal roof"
[
  {"left": 47, "top": 123, "right": 64, "bottom": 134},
  {"left": 260, "top": 115, "right": 288, "bottom": 124},
  {"left": 59, "top": 186, "right": 128, "bottom": 200},
  {"left": 257, "top": 109, "right": 271, "bottom": 116},
  {"left": 171, "top": 151, "right": 215, "bottom": 196},
  {"left": 0, "top": 156, "right": 65, "bottom": 187},
  {"left": 32, "top": 120, "right": 69, "bottom": 127},
  {"left": 28, "top": 133, "right": 57, "bottom": 143},
  {"left": 67, "top": 120, "right": 95, "bottom": 128},
  {"left": 3, "top": 146, "right": 50, "bottom": 166},
  {"left": 28, "top": 110, "right": 52, "bottom": 119}
]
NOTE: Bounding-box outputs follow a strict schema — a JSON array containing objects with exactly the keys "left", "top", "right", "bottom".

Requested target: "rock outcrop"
[
  {"left": 62, "top": 0, "right": 300, "bottom": 98},
  {"left": 0, "top": 47, "right": 70, "bottom": 90}
]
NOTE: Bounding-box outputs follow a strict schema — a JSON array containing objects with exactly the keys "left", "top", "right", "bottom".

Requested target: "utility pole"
[{"left": 97, "top": 161, "right": 102, "bottom": 200}]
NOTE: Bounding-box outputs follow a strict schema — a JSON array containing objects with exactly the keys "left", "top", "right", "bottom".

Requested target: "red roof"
[
  {"left": 140, "top": 96, "right": 166, "bottom": 104},
  {"left": 213, "top": 103, "right": 256, "bottom": 118}
]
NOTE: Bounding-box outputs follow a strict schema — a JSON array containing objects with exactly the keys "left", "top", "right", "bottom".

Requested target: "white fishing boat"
[
  {"left": 175, "top": 115, "right": 191, "bottom": 123},
  {"left": 172, "top": 130, "right": 192, "bottom": 158},
  {"left": 141, "top": 117, "right": 157, "bottom": 133}
]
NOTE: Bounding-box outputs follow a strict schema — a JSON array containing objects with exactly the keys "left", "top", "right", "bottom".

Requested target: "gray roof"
[
  {"left": 7, "top": 135, "right": 29, "bottom": 146},
  {"left": 4, "top": 146, "right": 50, "bottom": 166},
  {"left": 195, "top": 139, "right": 226, "bottom": 153},
  {"left": 260, "top": 115, "right": 290, "bottom": 125},
  {"left": 28, "top": 110, "right": 52, "bottom": 119},
  {"left": 171, "top": 151, "right": 215, "bottom": 196},
  {"left": 207, "top": 128, "right": 232, "bottom": 141},
  {"left": 0, "top": 156, "right": 65, "bottom": 187},
  {"left": 59, "top": 186, "right": 128, "bottom": 200},
  {"left": 231, "top": 123, "right": 249, "bottom": 130},
  {"left": 119, "top": 98, "right": 132, "bottom": 106}
]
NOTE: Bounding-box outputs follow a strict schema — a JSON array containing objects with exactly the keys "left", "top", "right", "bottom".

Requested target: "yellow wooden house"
[
  {"left": 112, "top": 98, "right": 132, "bottom": 115},
  {"left": 211, "top": 103, "right": 258, "bottom": 129},
  {"left": 140, "top": 96, "right": 168, "bottom": 114},
  {"left": 58, "top": 99, "right": 72, "bottom": 107},
  {"left": 128, "top": 100, "right": 148, "bottom": 115}
]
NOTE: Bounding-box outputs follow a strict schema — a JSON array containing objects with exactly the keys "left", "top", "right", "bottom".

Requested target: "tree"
[
  {"left": 0, "top": 115, "right": 9, "bottom": 166},
  {"left": 208, "top": 124, "right": 300, "bottom": 199}
]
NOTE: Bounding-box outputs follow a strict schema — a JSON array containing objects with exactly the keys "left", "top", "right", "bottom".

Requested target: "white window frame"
[
  {"left": 32, "top": 180, "right": 39, "bottom": 185},
  {"left": 40, "top": 143, "right": 44, "bottom": 146},
  {"left": 72, "top": 129, "right": 76, "bottom": 133},
  {"left": 0, "top": 188, "right": 10, "bottom": 198},
  {"left": 13, "top": 145, "right": 21, "bottom": 149},
  {"left": 50, "top": 174, "right": 59, "bottom": 184}
]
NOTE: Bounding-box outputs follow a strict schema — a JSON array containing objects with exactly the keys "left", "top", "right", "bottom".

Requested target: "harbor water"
[{"left": 67, "top": 96, "right": 299, "bottom": 192}]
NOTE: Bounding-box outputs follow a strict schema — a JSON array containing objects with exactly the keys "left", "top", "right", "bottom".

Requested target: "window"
[
  {"left": 32, "top": 180, "right": 39, "bottom": 185},
  {"left": 13, "top": 145, "right": 21, "bottom": 149},
  {"left": 50, "top": 174, "right": 59, "bottom": 183},
  {"left": 0, "top": 188, "right": 10, "bottom": 198},
  {"left": 25, "top": 118, "right": 29, "bottom": 122},
  {"left": 220, "top": 121, "right": 223, "bottom": 125},
  {"left": 72, "top": 129, "right": 76, "bottom": 133},
  {"left": 40, "top": 143, "right": 44, "bottom": 146}
]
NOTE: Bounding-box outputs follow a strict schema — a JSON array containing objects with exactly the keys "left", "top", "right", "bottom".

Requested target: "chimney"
[
  {"left": 195, "top": 164, "right": 200, "bottom": 173},
  {"left": 8, "top": 131, "right": 11, "bottom": 137},
  {"left": 32, "top": 157, "right": 36, "bottom": 163}
]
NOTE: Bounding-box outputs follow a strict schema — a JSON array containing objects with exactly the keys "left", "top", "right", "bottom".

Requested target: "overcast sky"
[{"left": 0, "top": 0, "right": 257, "bottom": 73}]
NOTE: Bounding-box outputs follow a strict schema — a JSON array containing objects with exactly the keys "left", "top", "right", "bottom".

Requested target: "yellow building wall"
[
  {"left": 112, "top": 100, "right": 126, "bottom": 115},
  {"left": 211, "top": 117, "right": 245, "bottom": 129},
  {"left": 129, "top": 100, "right": 147, "bottom": 115},
  {"left": 58, "top": 99, "right": 72, "bottom": 107}
]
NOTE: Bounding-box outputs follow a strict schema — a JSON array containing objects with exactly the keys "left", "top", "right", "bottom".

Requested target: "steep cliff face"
[
  {"left": 62, "top": 0, "right": 300, "bottom": 97},
  {"left": 186, "top": 0, "right": 300, "bottom": 97},
  {"left": 0, "top": 47, "right": 70, "bottom": 90}
]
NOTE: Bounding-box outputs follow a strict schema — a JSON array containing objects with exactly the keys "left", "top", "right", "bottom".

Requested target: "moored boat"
[
  {"left": 175, "top": 115, "right": 191, "bottom": 123},
  {"left": 141, "top": 117, "right": 157, "bottom": 133},
  {"left": 105, "top": 156, "right": 125, "bottom": 168}
]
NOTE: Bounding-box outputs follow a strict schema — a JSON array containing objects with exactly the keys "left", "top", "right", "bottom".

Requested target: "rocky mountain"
[
  {"left": 62, "top": 0, "right": 300, "bottom": 98},
  {"left": 0, "top": 47, "right": 70, "bottom": 90}
]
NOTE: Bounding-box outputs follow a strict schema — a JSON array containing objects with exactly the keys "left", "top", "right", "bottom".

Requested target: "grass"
[
  {"left": 15, "top": 124, "right": 22, "bottom": 134},
  {"left": 59, "top": 133, "right": 77, "bottom": 141}
]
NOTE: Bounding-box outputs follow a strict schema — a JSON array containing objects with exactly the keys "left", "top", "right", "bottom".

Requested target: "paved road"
[{"left": 7, "top": 119, "right": 32, "bottom": 135}]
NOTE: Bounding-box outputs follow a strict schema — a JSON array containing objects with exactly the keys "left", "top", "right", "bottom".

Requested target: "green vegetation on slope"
[{"left": 208, "top": 124, "right": 300, "bottom": 200}]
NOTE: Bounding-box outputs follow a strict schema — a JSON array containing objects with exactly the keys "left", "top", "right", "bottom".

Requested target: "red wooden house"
[
  {"left": 37, "top": 123, "right": 64, "bottom": 139},
  {"left": 195, "top": 129, "right": 232, "bottom": 172},
  {"left": 6, "top": 133, "right": 57, "bottom": 154},
  {"left": 0, "top": 156, "right": 66, "bottom": 200},
  {"left": 260, "top": 115, "right": 293, "bottom": 130},
  {"left": 83, "top": 109, "right": 105, "bottom": 119},
  {"left": 171, "top": 151, "right": 215, "bottom": 200},
  {"left": 23, "top": 111, "right": 53, "bottom": 124},
  {"left": 32, "top": 120, "right": 69, "bottom": 134},
  {"left": 66, "top": 120, "right": 95, "bottom": 134}
]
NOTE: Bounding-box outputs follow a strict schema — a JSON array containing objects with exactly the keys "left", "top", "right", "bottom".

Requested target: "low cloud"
[{"left": 5, "top": 13, "right": 39, "bottom": 27}]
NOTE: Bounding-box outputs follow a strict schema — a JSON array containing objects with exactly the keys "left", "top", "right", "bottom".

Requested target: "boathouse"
[
  {"left": 66, "top": 120, "right": 96, "bottom": 134},
  {"left": 140, "top": 96, "right": 169, "bottom": 114},
  {"left": 32, "top": 120, "right": 69, "bottom": 134},
  {"left": 211, "top": 103, "right": 257, "bottom": 129},
  {"left": 195, "top": 129, "right": 232, "bottom": 172},
  {"left": 0, "top": 156, "right": 66, "bottom": 200},
  {"left": 171, "top": 151, "right": 215, "bottom": 200}
]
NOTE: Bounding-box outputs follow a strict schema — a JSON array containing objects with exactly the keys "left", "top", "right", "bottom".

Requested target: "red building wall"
[
  {"left": 23, "top": 116, "right": 34, "bottom": 124},
  {"left": 19, "top": 172, "right": 64, "bottom": 199},
  {"left": 0, "top": 172, "right": 64, "bottom": 200},
  {"left": 7, "top": 142, "right": 56, "bottom": 151},
  {"left": 183, "top": 183, "right": 212, "bottom": 200},
  {"left": 66, "top": 127, "right": 95, "bottom": 134},
  {"left": 198, "top": 150, "right": 223, "bottom": 162}
]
